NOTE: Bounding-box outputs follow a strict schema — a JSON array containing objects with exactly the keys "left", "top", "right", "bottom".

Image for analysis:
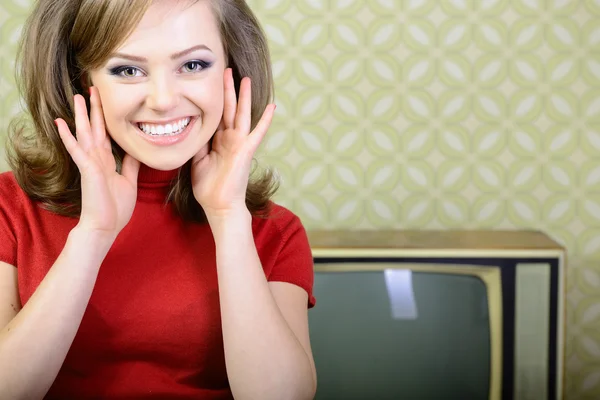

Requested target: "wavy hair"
[{"left": 6, "top": 0, "right": 278, "bottom": 222}]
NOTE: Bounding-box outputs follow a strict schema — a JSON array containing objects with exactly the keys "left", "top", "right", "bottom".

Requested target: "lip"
[
  {"left": 133, "top": 116, "right": 198, "bottom": 146},
  {"left": 135, "top": 116, "right": 192, "bottom": 125}
]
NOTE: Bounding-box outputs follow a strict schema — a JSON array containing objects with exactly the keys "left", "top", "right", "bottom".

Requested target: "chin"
[{"left": 138, "top": 155, "right": 191, "bottom": 171}]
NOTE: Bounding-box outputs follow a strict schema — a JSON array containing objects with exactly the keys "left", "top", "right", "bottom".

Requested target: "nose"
[{"left": 146, "top": 73, "right": 180, "bottom": 112}]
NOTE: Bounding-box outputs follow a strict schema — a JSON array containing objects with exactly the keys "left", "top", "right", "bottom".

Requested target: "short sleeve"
[
  {"left": 268, "top": 213, "right": 316, "bottom": 308},
  {"left": 0, "top": 174, "right": 18, "bottom": 266}
]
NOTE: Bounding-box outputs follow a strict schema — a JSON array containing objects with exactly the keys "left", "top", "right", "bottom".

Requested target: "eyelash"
[{"left": 108, "top": 60, "right": 213, "bottom": 78}]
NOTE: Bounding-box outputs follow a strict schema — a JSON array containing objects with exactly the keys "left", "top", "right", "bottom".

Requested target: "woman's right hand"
[{"left": 55, "top": 87, "right": 140, "bottom": 237}]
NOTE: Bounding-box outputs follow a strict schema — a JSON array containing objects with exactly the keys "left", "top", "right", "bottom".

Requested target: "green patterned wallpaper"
[{"left": 0, "top": 0, "right": 599, "bottom": 398}]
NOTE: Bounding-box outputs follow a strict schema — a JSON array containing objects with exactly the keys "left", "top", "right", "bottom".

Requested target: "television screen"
[{"left": 309, "top": 268, "right": 493, "bottom": 400}]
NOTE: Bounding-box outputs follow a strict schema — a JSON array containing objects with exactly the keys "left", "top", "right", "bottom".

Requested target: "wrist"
[
  {"left": 205, "top": 206, "right": 251, "bottom": 225},
  {"left": 206, "top": 207, "right": 252, "bottom": 239},
  {"left": 70, "top": 224, "right": 117, "bottom": 253}
]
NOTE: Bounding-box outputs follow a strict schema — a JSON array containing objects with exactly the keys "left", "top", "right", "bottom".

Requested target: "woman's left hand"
[{"left": 191, "top": 68, "right": 275, "bottom": 219}]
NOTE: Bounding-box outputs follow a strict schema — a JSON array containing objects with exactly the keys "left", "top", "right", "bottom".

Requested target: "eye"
[
  {"left": 121, "top": 67, "right": 139, "bottom": 77},
  {"left": 182, "top": 60, "right": 212, "bottom": 73},
  {"left": 109, "top": 66, "right": 144, "bottom": 78}
]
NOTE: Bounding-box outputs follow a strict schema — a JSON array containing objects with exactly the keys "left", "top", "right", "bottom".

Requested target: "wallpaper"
[{"left": 1, "top": 0, "right": 599, "bottom": 398}]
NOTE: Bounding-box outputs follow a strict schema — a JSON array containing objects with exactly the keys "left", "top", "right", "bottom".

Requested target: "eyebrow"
[{"left": 110, "top": 44, "right": 213, "bottom": 62}]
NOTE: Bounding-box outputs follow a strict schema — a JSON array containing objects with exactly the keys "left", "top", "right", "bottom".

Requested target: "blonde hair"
[{"left": 6, "top": 0, "right": 278, "bottom": 222}]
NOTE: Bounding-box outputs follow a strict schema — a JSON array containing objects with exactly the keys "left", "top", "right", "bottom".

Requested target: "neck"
[{"left": 136, "top": 163, "right": 180, "bottom": 202}]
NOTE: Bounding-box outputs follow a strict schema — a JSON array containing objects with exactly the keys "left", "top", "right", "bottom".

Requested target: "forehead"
[{"left": 116, "top": 0, "right": 223, "bottom": 56}]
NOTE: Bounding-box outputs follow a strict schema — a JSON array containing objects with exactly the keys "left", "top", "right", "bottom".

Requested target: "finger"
[
  {"left": 55, "top": 118, "right": 89, "bottom": 169},
  {"left": 235, "top": 77, "right": 251, "bottom": 134},
  {"left": 73, "top": 94, "right": 93, "bottom": 150},
  {"left": 88, "top": 87, "right": 107, "bottom": 147},
  {"left": 222, "top": 68, "right": 237, "bottom": 129},
  {"left": 121, "top": 153, "right": 141, "bottom": 184},
  {"left": 248, "top": 104, "right": 275, "bottom": 153},
  {"left": 102, "top": 133, "right": 112, "bottom": 150}
]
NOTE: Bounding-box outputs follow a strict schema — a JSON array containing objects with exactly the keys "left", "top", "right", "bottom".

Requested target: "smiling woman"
[
  {"left": 0, "top": 0, "right": 316, "bottom": 399},
  {"left": 88, "top": 1, "right": 227, "bottom": 172},
  {"left": 8, "top": 0, "right": 275, "bottom": 223}
]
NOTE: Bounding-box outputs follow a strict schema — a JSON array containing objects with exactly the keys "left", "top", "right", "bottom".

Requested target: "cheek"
[
  {"left": 93, "top": 90, "right": 142, "bottom": 155},
  {"left": 196, "top": 79, "right": 225, "bottom": 122},
  {"left": 209, "top": 76, "right": 225, "bottom": 109},
  {"left": 97, "top": 89, "right": 139, "bottom": 131},
  {"left": 100, "top": 104, "right": 127, "bottom": 135},
  {"left": 95, "top": 94, "right": 119, "bottom": 126}
]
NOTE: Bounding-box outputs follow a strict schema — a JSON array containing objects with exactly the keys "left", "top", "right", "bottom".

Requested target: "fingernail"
[
  {"left": 88, "top": 87, "right": 93, "bottom": 96},
  {"left": 53, "top": 119, "right": 58, "bottom": 127}
]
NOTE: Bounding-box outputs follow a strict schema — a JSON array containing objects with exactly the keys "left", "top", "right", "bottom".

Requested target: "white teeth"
[{"left": 138, "top": 117, "right": 191, "bottom": 136}]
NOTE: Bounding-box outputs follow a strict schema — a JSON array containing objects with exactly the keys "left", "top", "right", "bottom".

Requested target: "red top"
[{"left": 0, "top": 165, "right": 315, "bottom": 399}]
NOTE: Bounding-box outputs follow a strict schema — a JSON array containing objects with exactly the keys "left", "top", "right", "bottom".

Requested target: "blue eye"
[
  {"left": 109, "top": 66, "right": 143, "bottom": 77},
  {"left": 182, "top": 60, "right": 212, "bottom": 73}
]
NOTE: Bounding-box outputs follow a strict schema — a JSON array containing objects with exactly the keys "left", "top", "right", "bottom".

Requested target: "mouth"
[
  {"left": 132, "top": 116, "right": 198, "bottom": 146},
  {"left": 135, "top": 116, "right": 195, "bottom": 137}
]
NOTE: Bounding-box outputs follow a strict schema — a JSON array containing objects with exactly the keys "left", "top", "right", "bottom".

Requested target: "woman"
[{"left": 0, "top": 0, "right": 316, "bottom": 399}]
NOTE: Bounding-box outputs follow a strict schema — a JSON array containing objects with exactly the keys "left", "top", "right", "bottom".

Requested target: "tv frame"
[{"left": 308, "top": 230, "right": 566, "bottom": 400}]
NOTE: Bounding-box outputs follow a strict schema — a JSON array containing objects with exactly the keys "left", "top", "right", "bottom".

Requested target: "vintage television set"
[{"left": 306, "top": 230, "right": 565, "bottom": 400}]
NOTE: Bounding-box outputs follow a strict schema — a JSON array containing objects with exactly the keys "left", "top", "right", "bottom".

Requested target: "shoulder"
[
  {"left": 0, "top": 171, "right": 18, "bottom": 191},
  {"left": 0, "top": 171, "right": 36, "bottom": 219},
  {"left": 252, "top": 201, "right": 307, "bottom": 248},
  {"left": 0, "top": 171, "right": 27, "bottom": 264},
  {"left": 0, "top": 171, "right": 27, "bottom": 201},
  {"left": 0, "top": 171, "right": 27, "bottom": 207},
  {"left": 251, "top": 201, "right": 313, "bottom": 267}
]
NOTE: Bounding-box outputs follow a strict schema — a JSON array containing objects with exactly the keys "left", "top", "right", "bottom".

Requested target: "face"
[{"left": 89, "top": 0, "right": 226, "bottom": 171}]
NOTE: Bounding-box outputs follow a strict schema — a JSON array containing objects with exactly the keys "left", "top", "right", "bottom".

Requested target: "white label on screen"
[
  {"left": 514, "top": 263, "right": 551, "bottom": 400},
  {"left": 384, "top": 269, "right": 418, "bottom": 320}
]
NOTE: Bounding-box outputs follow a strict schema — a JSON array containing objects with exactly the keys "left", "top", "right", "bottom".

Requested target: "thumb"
[{"left": 121, "top": 154, "right": 141, "bottom": 184}]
